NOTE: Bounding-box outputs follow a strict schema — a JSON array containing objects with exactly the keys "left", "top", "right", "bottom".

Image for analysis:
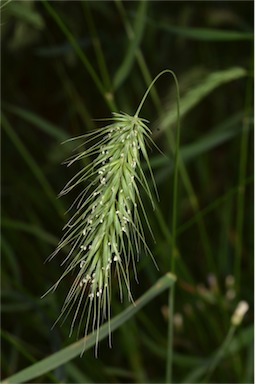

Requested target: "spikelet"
[{"left": 47, "top": 111, "right": 158, "bottom": 353}]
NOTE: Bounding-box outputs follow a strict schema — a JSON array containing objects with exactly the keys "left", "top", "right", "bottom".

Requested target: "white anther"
[{"left": 80, "top": 260, "right": 86, "bottom": 268}]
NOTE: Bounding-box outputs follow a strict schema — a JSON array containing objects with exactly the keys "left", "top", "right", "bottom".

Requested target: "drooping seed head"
[{"left": 47, "top": 112, "right": 157, "bottom": 353}]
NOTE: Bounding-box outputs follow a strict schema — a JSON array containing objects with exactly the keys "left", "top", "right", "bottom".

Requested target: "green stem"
[
  {"left": 234, "top": 64, "right": 252, "bottom": 292},
  {"left": 2, "top": 273, "right": 176, "bottom": 384},
  {"left": 166, "top": 73, "right": 181, "bottom": 383},
  {"left": 166, "top": 285, "right": 175, "bottom": 382},
  {"left": 136, "top": 69, "right": 181, "bottom": 383},
  {"left": 82, "top": 1, "right": 112, "bottom": 92},
  {"left": 203, "top": 325, "right": 236, "bottom": 382},
  {"left": 115, "top": 0, "right": 162, "bottom": 113},
  {"left": 1, "top": 114, "right": 65, "bottom": 218},
  {"left": 42, "top": 0, "right": 117, "bottom": 112}
]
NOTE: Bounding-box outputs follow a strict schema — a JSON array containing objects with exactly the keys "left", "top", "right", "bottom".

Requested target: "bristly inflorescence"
[{"left": 48, "top": 112, "right": 157, "bottom": 352}]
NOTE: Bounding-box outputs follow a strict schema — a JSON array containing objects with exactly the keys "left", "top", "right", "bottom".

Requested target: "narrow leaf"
[
  {"left": 157, "top": 67, "right": 247, "bottom": 133},
  {"left": 113, "top": 1, "right": 147, "bottom": 90},
  {"left": 2, "top": 273, "right": 176, "bottom": 384}
]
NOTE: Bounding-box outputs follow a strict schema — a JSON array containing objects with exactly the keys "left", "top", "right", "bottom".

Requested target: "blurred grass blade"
[
  {"left": 115, "top": 0, "right": 162, "bottom": 112},
  {"left": 1, "top": 331, "right": 59, "bottom": 383},
  {"left": 65, "top": 362, "right": 93, "bottom": 383},
  {"left": 42, "top": 0, "right": 117, "bottom": 112},
  {"left": 3, "top": 103, "right": 68, "bottom": 141},
  {"left": 181, "top": 111, "right": 250, "bottom": 162},
  {"left": 157, "top": 67, "right": 247, "bottom": 133},
  {"left": 182, "top": 325, "right": 253, "bottom": 383},
  {"left": 82, "top": 1, "right": 112, "bottom": 91},
  {"left": 150, "top": 111, "right": 249, "bottom": 172},
  {"left": 113, "top": 1, "right": 147, "bottom": 90},
  {"left": 234, "top": 65, "right": 253, "bottom": 292},
  {"left": 1, "top": 219, "right": 58, "bottom": 246},
  {"left": 154, "top": 23, "right": 253, "bottom": 41},
  {"left": 6, "top": 1, "right": 45, "bottom": 29},
  {"left": 177, "top": 175, "right": 253, "bottom": 236},
  {"left": 2, "top": 273, "right": 176, "bottom": 384},
  {"left": 1, "top": 114, "right": 64, "bottom": 217}
]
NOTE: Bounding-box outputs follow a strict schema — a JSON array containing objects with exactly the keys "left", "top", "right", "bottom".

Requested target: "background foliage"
[{"left": 1, "top": 1, "right": 253, "bottom": 383}]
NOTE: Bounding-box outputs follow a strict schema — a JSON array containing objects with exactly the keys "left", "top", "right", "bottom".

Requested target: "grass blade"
[
  {"left": 153, "top": 23, "right": 253, "bottom": 41},
  {"left": 1, "top": 114, "right": 64, "bottom": 217},
  {"left": 6, "top": 1, "right": 44, "bottom": 29},
  {"left": 3, "top": 103, "right": 68, "bottom": 141},
  {"left": 157, "top": 67, "right": 247, "bottom": 134},
  {"left": 113, "top": 0, "right": 147, "bottom": 90},
  {"left": 42, "top": 0, "right": 117, "bottom": 112},
  {"left": 1, "top": 219, "right": 58, "bottom": 246},
  {"left": 2, "top": 273, "right": 176, "bottom": 384}
]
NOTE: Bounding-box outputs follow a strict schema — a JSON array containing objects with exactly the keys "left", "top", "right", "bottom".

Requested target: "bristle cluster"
[{"left": 49, "top": 112, "right": 156, "bottom": 351}]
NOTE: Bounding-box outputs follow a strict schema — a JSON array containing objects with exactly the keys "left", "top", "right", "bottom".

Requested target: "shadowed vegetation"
[{"left": 1, "top": 1, "right": 253, "bottom": 383}]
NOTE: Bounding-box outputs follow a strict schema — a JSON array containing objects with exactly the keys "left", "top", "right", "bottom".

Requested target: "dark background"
[{"left": 1, "top": 1, "right": 253, "bottom": 383}]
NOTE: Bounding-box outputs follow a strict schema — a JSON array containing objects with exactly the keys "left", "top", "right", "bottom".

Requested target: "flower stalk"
[{"left": 46, "top": 69, "right": 180, "bottom": 358}]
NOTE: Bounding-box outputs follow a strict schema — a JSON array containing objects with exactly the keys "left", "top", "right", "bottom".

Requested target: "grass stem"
[
  {"left": 42, "top": 0, "right": 117, "bottom": 112},
  {"left": 165, "top": 72, "right": 181, "bottom": 383},
  {"left": 234, "top": 65, "right": 252, "bottom": 292}
]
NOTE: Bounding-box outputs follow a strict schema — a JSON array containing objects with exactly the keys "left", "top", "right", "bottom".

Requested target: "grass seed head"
[{"left": 49, "top": 112, "right": 157, "bottom": 352}]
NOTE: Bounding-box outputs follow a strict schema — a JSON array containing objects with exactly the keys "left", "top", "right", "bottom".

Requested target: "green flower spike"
[{"left": 46, "top": 70, "right": 176, "bottom": 355}]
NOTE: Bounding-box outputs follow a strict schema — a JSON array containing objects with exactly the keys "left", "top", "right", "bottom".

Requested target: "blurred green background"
[{"left": 1, "top": 1, "right": 253, "bottom": 383}]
